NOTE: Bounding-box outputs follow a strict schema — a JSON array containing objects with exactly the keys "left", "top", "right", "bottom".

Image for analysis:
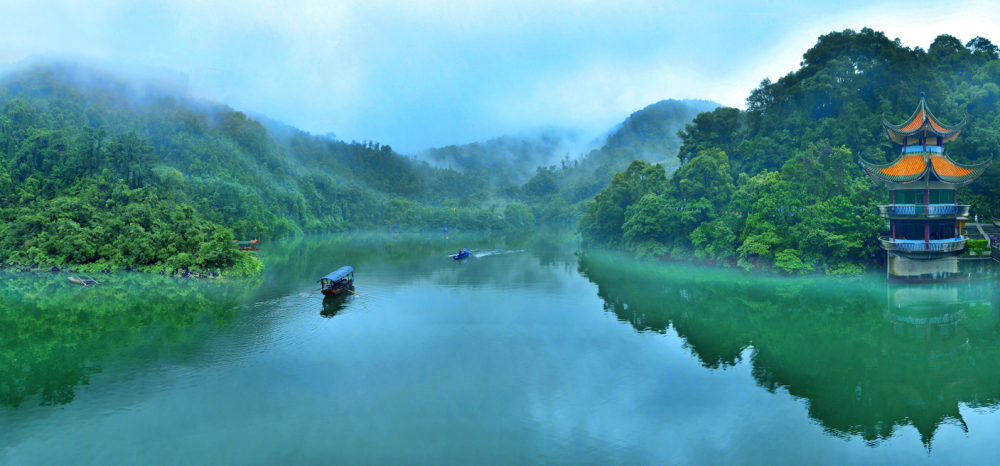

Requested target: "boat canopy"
[{"left": 319, "top": 266, "right": 354, "bottom": 283}]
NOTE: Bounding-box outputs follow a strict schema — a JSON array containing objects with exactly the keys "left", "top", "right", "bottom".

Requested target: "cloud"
[{"left": 0, "top": 0, "right": 998, "bottom": 153}]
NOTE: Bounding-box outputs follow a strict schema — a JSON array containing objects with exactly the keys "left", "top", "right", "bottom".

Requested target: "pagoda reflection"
[
  {"left": 577, "top": 251, "right": 1000, "bottom": 448},
  {"left": 887, "top": 253, "right": 997, "bottom": 283}
]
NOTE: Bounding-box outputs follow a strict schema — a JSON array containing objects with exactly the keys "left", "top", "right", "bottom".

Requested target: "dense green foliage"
[
  {"left": 581, "top": 29, "right": 1000, "bottom": 274},
  {"left": 0, "top": 64, "right": 553, "bottom": 271}
]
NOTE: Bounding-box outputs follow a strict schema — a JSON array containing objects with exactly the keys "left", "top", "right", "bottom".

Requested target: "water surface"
[{"left": 3, "top": 231, "right": 1000, "bottom": 464}]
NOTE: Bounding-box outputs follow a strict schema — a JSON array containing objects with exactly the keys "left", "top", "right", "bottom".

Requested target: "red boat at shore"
[{"left": 233, "top": 238, "right": 261, "bottom": 251}]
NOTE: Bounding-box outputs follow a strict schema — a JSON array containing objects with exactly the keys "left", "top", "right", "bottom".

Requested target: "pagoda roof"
[
  {"left": 883, "top": 97, "right": 966, "bottom": 144},
  {"left": 859, "top": 153, "right": 991, "bottom": 186}
]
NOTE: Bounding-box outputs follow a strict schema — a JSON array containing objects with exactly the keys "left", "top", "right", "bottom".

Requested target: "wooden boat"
[
  {"left": 318, "top": 267, "right": 354, "bottom": 296},
  {"left": 451, "top": 250, "right": 470, "bottom": 260},
  {"left": 67, "top": 276, "right": 99, "bottom": 286}
]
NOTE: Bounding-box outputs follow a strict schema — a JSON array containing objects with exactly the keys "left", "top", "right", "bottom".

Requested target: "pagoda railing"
[
  {"left": 877, "top": 204, "right": 969, "bottom": 218},
  {"left": 903, "top": 145, "right": 943, "bottom": 154},
  {"left": 879, "top": 236, "right": 967, "bottom": 253}
]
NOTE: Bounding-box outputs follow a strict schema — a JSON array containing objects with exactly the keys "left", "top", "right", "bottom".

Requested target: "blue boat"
[
  {"left": 451, "top": 249, "right": 470, "bottom": 260},
  {"left": 319, "top": 266, "right": 355, "bottom": 296}
]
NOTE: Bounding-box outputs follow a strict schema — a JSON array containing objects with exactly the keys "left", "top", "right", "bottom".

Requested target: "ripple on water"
[
  {"left": 471, "top": 248, "right": 525, "bottom": 259},
  {"left": 203, "top": 283, "right": 391, "bottom": 366}
]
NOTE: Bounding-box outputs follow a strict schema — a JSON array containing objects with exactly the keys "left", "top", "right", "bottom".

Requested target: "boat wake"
[{"left": 472, "top": 249, "right": 524, "bottom": 259}]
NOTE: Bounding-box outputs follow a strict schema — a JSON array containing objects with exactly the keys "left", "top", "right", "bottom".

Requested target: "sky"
[{"left": 1, "top": 0, "right": 999, "bottom": 154}]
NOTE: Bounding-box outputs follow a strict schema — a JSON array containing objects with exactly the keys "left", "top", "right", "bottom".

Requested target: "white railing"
[
  {"left": 879, "top": 237, "right": 966, "bottom": 253},
  {"left": 877, "top": 205, "right": 969, "bottom": 218}
]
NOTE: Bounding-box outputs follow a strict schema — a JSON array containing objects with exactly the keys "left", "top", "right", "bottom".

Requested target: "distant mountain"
[
  {"left": 603, "top": 99, "right": 720, "bottom": 167},
  {"left": 534, "top": 99, "right": 722, "bottom": 204},
  {"left": 416, "top": 131, "right": 588, "bottom": 187},
  {"left": 418, "top": 99, "right": 720, "bottom": 189}
]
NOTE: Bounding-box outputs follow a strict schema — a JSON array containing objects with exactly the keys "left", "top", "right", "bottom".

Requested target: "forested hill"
[
  {"left": 417, "top": 99, "right": 719, "bottom": 187},
  {"left": 580, "top": 28, "right": 1000, "bottom": 275},
  {"left": 416, "top": 132, "right": 578, "bottom": 187},
  {"left": 0, "top": 62, "right": 500, "bottom": 272},
  {"left": 0, "top": 61, "right": 711, "bottom": 272},
  {"left": 602, "top": 99, "right": 719, "bottom": 167}
]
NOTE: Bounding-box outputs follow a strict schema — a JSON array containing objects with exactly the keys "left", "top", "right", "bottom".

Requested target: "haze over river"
[{"left": 4, "top": 230, "right": 1000, "bottom": 465}]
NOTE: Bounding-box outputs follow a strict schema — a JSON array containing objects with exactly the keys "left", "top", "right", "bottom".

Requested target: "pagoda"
[{"left": 859, "top": 96, "right": 991, "bottom": 258}]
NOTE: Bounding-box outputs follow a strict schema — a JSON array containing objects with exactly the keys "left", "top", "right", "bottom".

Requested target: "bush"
[{"left": 968, "top": 239, "right": 989, "bottom": 251}]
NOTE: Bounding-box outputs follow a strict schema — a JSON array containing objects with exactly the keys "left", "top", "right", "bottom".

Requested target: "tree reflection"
[
  {"left": 0, "top": 272, "right": 260, "bottom": 409},
  {"left": 577, "top": 251, "right": 1000, "bottom": 448}
]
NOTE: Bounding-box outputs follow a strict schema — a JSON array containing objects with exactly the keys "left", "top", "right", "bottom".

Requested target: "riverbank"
[{"left": 0, "top": 250, "right": 263, "bottom": 277}]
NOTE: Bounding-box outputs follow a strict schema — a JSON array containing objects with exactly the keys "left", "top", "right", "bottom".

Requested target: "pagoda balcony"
[
  {"left": 876, "top": 204, "right": 969, "bottom": 219},
  {"left": 902, "top": 145, "right": 943, "bottom": 154},
  {"left": 879, "top": 236, "right": 967, "bottom": 253}
]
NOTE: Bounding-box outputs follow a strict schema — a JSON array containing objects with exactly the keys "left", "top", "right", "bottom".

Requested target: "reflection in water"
[
  {"left": 0, "top": 272, "right": 261, "bottom": 409},
  {"left": 888, "top": 253, "right": 998, "bottom": 282},
  {"left": 8, "top": 229, "right": 1000, "bottom": 460},
  {"left": 320, "top": 292, "right": 353, "bottom": 318},
  {"left": 0, "top": 230, "right": 556, "bottom": 412},
  {"left": 577, "top": 251, "right": 1000, "bottom": 448}
]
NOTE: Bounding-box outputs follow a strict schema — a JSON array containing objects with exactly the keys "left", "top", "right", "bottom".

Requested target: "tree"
[
  {"left": 383, "top": 198, "right": 413, "bottom": 225},
  {"left": 504, "top": 204, "right": 535, "bottom": 230},
  {"left": 107, "top": 131, "right": 155, "bottom": 189},
  {"left": 677, "top": 107, "right": 745, "bottom": 165},
  {"left": 967, "top": 36, "right": 1000, "bottom": 60}
]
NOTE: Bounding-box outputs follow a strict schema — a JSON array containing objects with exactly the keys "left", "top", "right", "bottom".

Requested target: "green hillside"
[
  {"left": 498, "top": 99, "right": 721, "bottom": 223},
  {"left": 0, "top": 63, "right": 503, "bottom": 273},
  {"left": 580, "top": 28, "right": 1000, "bottom": 274}
]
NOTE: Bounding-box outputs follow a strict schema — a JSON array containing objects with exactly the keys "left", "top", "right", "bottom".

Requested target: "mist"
[{"left": 3, "top": 1, "right": 998, "bottom": 154}]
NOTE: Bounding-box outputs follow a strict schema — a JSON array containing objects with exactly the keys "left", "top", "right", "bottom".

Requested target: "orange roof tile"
[
  {"left": 878, "top": 155, "right": 926, "bottom": 177},
  {"left": 899, "top": 110, "right": 924, "bottom": 132},
  {"left": 930, "top": 156, "right": 973, "bottom": 177},
  {"left": 928, "top": 119, "right": 949, "bottom": 133}
]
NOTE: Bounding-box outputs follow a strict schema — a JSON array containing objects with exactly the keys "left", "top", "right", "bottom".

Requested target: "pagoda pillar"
[
  {"left": 925, "top": 188, "right": 930, "bottom": 249},
  {"left": 892, "top": 220, "right": 896, "bottom": 241}
]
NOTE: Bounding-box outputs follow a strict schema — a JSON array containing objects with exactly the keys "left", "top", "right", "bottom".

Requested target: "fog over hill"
[
  {"left": 417, "top": 99, "right": 721, "bottom": 187},
  {"left": 0, "top": 57, "right": 727, "bottom": 272}
]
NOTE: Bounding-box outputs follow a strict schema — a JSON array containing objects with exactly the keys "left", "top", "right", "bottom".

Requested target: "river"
[{"left": 3, "top": 230, "right": 1000, "bottom": 465}]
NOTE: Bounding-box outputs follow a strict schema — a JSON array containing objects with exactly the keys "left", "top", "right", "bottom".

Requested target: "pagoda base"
[
  {"left": 887, "top": 253, "right": 966, "bottom": 282},
  {"left": 879, "top": 237, "right": 966, "bottom": 259}
]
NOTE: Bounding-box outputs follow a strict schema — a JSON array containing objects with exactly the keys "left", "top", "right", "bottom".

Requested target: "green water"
[{"left": 3, "top": 231, "right": 1000, "bottom": 465}]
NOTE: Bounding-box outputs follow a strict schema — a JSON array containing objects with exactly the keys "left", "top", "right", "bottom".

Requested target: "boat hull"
[{"left": 321, "top": 278, "right": 354, "bottom": 296}]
